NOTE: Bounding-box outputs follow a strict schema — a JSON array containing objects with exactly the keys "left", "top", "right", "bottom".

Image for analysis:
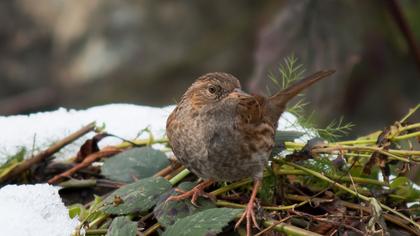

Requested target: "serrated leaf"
[
  {"left": 106, "top": 216, "right": 137, "bottom": 236},
  {"left": 100, "top": 176, "right": 171, "bottom": 215},
  {"left": 154, "top": 182, "right": 216, "bottom": 227},
  {"left": 101, "top": 147, "right": 170, "bottom": 182},
  {"left": 162, "top": 208, "right": 242, "bottom": 236}
]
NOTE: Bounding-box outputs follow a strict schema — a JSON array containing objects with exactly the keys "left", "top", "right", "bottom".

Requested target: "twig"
[
  {"left": 0, "top": 122, "right": 96, "bottom": 183},
  {"left": 153, "top": 162, "right": 182, "bottom": 178},
  {"left": 164, "top": 165, "right": 185, "bottom": 180},
  {"left": 311, "top": 145, "right": 412, "bottom": 163},
  {"left": 263, "top": 220, "right": 323, "bottom": 236},
  {"left": 400, "top": 104, "right": 420, "bottom": 123},
  {"left": 255, "top": 216, "right": 292, "bottom": 236},
  {"left": 285, "top": 142, "right": 420, "bottom": 157},
  {"left": 168, "top": 168, "right": 190, "bottom": 186},
  {"left": 142, "top": 222, "right": 161, "bottom": 236},
  {"left": 341, "top": 200, "right": 420, "bottom": 235},
  {"left": 116, "top": 137, "right": 168, "bottom": 149},
  {"left": 84, "top": 229, "right": 108, "bottom": 235},
  {"left": 273, "top": 168, "right": 387, "bottom": 186},
  {"left": 59, "top": 179, "right": 97, "bottom": 189},
  {"left": 279, "top": 160, "right": 420, "bottom": 231},
  {"left": 48, "top": 147, "right": 120, "bottom": 184},
  {"left": 400, "top": 123, "right": 420, "bottom": 132},
  {"left": 290, "top": 209, "right": 365, "bottom": 235},
  {"left": 393, "top": 131, "right": 420, "bottom": 141}
]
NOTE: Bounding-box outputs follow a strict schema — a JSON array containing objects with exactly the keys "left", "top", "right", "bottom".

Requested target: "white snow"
[
  {"left": 0, "top": 103, "right": 310, "bottom": 165},
  {"left": 0, "top": 184, "right": 79, "bottom": 236},
  {"left": 0, "top": 104, "right": 176, "bottom": 165}
]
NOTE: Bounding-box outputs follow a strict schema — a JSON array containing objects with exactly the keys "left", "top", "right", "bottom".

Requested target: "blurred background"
[{"left": 0, "top": 0, "right": 419, "bottom": 136}]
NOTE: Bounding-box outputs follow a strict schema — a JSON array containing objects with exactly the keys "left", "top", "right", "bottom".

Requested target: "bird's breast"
[{"left": 167, "top": 104, "right": 276, "bottom": 181}]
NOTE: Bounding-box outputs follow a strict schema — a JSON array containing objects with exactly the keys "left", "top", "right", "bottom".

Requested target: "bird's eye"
[{"left": 208, "top": 85, "right": 218, "bottom": 94}]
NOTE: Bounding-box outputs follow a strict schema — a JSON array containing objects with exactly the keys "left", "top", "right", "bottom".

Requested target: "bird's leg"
[
  {"left": 166, "top": 179, "right": 214, "bottom": 206},
  {"left": 235, "top": 179, "right": 261, "bottom": 236}
]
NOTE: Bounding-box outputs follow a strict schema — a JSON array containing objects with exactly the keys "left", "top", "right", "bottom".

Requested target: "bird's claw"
[
  {"left": 165, "top": 180, "right": 214, "bottom": 207},
  {"left": 235, "top": 200, "right": 260, "bottom": 236}
]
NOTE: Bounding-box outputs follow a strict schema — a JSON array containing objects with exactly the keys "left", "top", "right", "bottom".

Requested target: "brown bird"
[{"left": 166, "top": 70, "right": 334, "bottom": 235}]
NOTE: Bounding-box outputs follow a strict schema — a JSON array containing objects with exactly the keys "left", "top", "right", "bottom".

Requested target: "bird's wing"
[{"left": 236, "top": 95, "right": 267, "bottom": 125}]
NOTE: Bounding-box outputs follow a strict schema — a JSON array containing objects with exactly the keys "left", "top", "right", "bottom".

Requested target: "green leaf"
[
  {"left": 100, "top": 176, "right": 171, "bottom": 215},
  {"left": 409, "top": 204, "right": 420, "bottom": 217},
  {"left": 68, "top": 203, "right": 86, "bottom": 219},
  {"left": 162, "top": 208, "right": 242, "bottom": 236},
  {"left": 106, "top": 216, "right": 137, "bottom": 236},
  {"left": 390, "top": 177, "right": 420, "bottom": 201},
  {"left": 154, "top": 182, "right": 216, "bottom": 227},
  {"left": 101, "top": 147, "right": 170, "bottom": 182},
  {"left": 0, "top": 148, "right": 26, "bottom": 178}
]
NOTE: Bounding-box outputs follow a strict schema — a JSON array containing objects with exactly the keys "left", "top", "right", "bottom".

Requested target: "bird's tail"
[{"left": 267, "top": 70, "right": 335, "bottom": 120}]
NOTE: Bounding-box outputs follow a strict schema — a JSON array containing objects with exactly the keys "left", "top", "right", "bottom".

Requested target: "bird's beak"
[{"left": 230, "top": 88, "right": 250, "bottom": 98}]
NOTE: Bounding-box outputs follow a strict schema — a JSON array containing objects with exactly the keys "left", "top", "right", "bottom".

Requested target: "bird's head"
[{"left": 181, "top": 72, "right": 251, "bottom": 111}]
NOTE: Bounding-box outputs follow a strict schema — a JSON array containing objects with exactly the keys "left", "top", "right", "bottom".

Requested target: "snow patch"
[
  {"left": 0, "top": 104, "right": 175, "bottom": 165},
  {"left": 0, "top": 184, "right": 79, "bottom": 236}
]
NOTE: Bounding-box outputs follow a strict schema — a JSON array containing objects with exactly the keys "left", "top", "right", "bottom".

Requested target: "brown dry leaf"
[{"left": 75, "top": 133, "right": 110, "bottom": 162}]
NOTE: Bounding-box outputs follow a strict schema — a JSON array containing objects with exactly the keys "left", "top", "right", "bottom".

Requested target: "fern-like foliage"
[{"left": 271, "top": 55, "right": 354, "bottom": 142}]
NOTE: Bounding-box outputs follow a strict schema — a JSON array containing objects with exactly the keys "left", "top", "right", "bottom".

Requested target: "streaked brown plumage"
[{"left": 166, "top": 70, "right": 334, "bottom": 236}]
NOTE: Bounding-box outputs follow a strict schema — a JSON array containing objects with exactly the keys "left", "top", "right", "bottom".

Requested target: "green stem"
[
  {"left": 312, "top": 145, "right": 411, "bottom": 162},
  {"left": 400, "top": 123, "right": 420, "bottom": 132},
  {"left": 335, "top": 130, "right": 420, "bottom": 144},
  {"left": 387, "top": 149, "right": 420, "bottom": 156},
  {"left": 341, "top": 152, "right": 372, "bottom": 158},
  {"left": 400, "top": 104, "right": 419, "bottom": 123},
  {"left": 393, "top": 131, "right": 420, "bottom": 141},
  {"left": 216, "top": 200, "right": 246, "bottom": 208},
  {"left": 210, "top": 167, "right": 385, "bottom": 201},
  {"left": 273, "top": 169, "right": 387, "bottom": 186},
  {"left": 168, "top": 168, "right": 190, "bottom": 186},
  {"left": 88, "top": 213, "right": 108, "bottom": 228},
  {"left": 60, "top": 179, "right": 97, "bottom": 189},
  {"left": 335, "top": 139, "right": 376, "bottom": 145},
  {"left": 263, "top": 220, "right": 323, "bottom": 236},
  {"left": 143, "top": 223, "right": 161, "bottom": 236},
  {"left": 278, "top": 160, "right": 420, "bottom": 230},
  {"left": 117, "top": 137, "right": 168, "bottom": 149},
  {"left": 285, "top": 142, "right": 304, "bottom": 149},
  {"left": 210, "top": 178, "right": 253, "bottom": 196}
]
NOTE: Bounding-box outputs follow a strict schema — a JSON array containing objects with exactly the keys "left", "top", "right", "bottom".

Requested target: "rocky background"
[{"left": 0, "top": 0, "right": 419, "bottom": 136}]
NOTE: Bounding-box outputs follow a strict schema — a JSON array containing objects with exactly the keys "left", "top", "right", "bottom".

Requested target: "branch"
[
  {"left": 48, "top": 147, "right": 120, "bottom": 184},
  {"left": 0, "top": 122, "right": 96, "bottom": 183},
  {"left": 278, "top": 160, "right": 420, "bottom": 231}
]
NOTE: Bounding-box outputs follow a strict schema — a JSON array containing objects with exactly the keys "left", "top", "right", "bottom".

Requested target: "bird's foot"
[
  {"left": 166, "top": 179, "right": 214, "bottom": 206},
  {"left": 234, "top": 199, "right": 260, "bottom": 236},
  {"left": 234, "top": 180, "right": 262, "bottom": 236}
]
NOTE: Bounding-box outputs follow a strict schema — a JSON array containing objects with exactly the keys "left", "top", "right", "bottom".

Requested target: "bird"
[{"left": 166, "top": 70, "right": 334, "bottom": 236}]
